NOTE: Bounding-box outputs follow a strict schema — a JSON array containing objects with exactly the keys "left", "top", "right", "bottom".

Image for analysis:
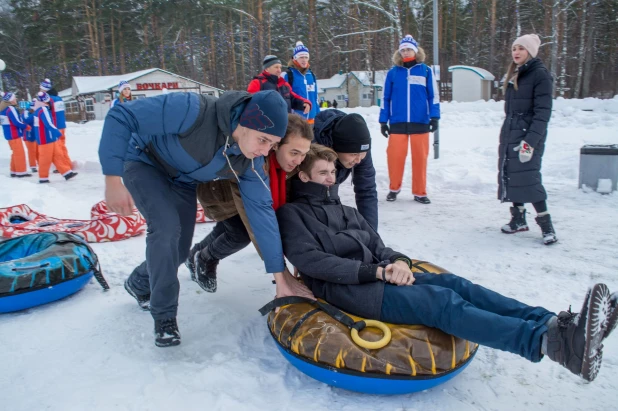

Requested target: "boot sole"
[
  {"left": 155, "top": 338, "right": 181, "bottom": 347},
  {"left": 501, "top": 227, "right": 529, "bottom": 234},
  {"left": 604, "top": 293, "right": 618, "bottom": 340},
  {"left": 581, "top": 284, "right": 610, "bottom": 381},
  {"left": 124, "top": 280, "right": 151, "bottom": 311}
]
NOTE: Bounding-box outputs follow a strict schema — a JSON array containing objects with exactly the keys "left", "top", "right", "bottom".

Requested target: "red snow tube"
[{"left": 0, "top": 201, "right": 146, "bottom": 243}]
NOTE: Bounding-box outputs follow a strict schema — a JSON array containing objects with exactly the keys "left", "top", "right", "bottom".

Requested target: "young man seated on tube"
[{"left": 275, "top": 144, "right": 616, "bottom": 382}]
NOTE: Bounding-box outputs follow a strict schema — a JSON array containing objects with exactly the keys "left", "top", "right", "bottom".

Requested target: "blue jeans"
[
  {"left": 123, "top": 161, "right": 197, "bottom": 321},
  {"left": 380, "top": 273, "right": 555, "bottom": 362}
]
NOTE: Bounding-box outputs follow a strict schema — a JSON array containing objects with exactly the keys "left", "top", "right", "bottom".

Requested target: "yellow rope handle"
[{"left": 350, "top": 320, "right": 392, "bottom": 350}]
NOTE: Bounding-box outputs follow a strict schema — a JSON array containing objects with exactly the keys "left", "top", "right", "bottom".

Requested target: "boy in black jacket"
[{"left": 276, "top": 145, "right": 617, "bottom": 382}]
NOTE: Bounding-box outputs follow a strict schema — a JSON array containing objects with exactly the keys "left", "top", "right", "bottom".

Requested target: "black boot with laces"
[
  {"left": 501, "top": 206, "right": 529, "bottom": 234},
  {"left": 154, "top": 318, "right": 181, "bottom": 347},
  {"left": 545, "top": 283, "right": 609, "bottom": 381}
]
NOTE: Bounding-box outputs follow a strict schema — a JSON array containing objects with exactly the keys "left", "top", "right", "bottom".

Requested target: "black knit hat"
[
  {"left": 263, "top": 55, "right": 281, "bottom": 70},
  {"left": 331, "top": 114, "right": 371, "bottom": 153}
]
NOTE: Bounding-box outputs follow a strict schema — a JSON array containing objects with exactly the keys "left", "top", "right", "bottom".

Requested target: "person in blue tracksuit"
[
  {"left": 313, "top": 109, "right": 378, "bottom": 230},
  {"left": 380, "top": 35, "right": 440, "bottom": 204},
  {"left": 22, "top": 101, "right": 38, "bottom": 172},
  {"left": 98, "top": 90, "right": 314, "bottom": 347},
  {"left": 282, "top": 41, "right": 320, "bottom": 123}
]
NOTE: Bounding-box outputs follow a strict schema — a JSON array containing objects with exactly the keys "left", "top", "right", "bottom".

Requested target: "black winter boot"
[
  {"left": 545, "top": 283, "right": 610, "bottom": 381},
  {"left": 184, "top": 244, "right": 201, "bottom": 276},
  {"left": 64, "top": 171, "right": 78, "bottom": 181},
  {"left": 124, "top": 278, "right": 150, "bottom": 311},
  {"left": 414, "top": 196, "right": 431, "bottom": 204},
  {"left": 535, "top": 214, "right": 558, "bottom": 245},
  {"left": 154, "top": 318, "right": 181, "bottom": 347},
  {"left": 192, "top": 251, "right": 219, "bottom": 293},
  {"left": 501, "top": 206, "right": 529, "bottom": 234},
  {"left": 386, "top": 191, "right": 398, "bottom": 202}
]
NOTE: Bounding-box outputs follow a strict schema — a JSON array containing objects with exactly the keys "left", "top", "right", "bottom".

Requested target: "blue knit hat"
[
  {"left": 293, "top": 41, "right": 310, "bottom": 60},
  {"left": 239, "top": 91, "right": 288, "bottom": 139},
  {"left": 118, "top": 80, "right": 131, "bottom": 92},
  {"left": 40, "top": 78, "right": 52, "bottom": 91},
  {"left": 37, "top": 91, "right": 51, "bottom": 103},
  {"left": 2, "top": 92, "right": 15, "bottom": 102},
  {"left": 399, "top": 35, "right": 418, "bottom": 53}
]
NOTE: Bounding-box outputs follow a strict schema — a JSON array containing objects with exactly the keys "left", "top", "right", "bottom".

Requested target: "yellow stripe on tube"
[{"left": 425, "top": 337, "right": 437, "bottom": 375}]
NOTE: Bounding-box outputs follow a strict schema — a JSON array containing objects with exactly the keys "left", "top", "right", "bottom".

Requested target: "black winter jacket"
[
  {"left": 277, "top": 180, "right": 410, "bottom": 320},
  {"left": 313, "top": 109, "right": 379, "bottom": 230},
  {"left": 498, "top": 58, "right": 553, "bottom": 203}
]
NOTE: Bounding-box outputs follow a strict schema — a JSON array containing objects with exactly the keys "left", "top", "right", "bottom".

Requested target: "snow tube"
[
  {"left": 0, "top": 232, "right": 109, "bottom": 313},
  {"left": 264, "top": 260, "right": 478, "bottom": 395},
  {"left": 0, "top": 201, "right": 146, "bottom": 242}
]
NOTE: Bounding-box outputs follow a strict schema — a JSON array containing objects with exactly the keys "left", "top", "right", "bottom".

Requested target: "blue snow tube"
[{"left": 0, "top": 232, "right": 108, "bottom": 313}]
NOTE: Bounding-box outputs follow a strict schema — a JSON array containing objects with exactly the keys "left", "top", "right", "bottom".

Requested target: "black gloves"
[
  {"left": 380, "top": 123, "right": 390, "bottom": 138},
  {"left": 429, "top": 118, "right": 439, "bottom": 133}
]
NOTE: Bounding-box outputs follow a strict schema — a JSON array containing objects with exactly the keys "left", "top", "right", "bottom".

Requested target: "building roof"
[
  {"left": 70, "top": 68, "right": 224, "bottom": 96},
  {"left": 316, "top": 73, "right": 347, "bottom": 93},
  {"left": 58, "top": 88, "right": 72, "bottom": 98},
  {"left": 448, "top": 65, "right": 495, "bottom": 80}
]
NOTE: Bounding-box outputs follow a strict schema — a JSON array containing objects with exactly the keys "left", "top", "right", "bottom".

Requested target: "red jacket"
[{"left": 247, "top": 71, "right": 310, "bottom": 114}]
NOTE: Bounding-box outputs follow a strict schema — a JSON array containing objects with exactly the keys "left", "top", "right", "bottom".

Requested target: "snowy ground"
[{"left": 1, "top": 98, "right": 617, "bottom": 411}]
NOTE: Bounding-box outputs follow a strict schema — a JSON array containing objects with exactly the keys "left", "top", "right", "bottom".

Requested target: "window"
[
  {"left": 132, "top": 94, "right": 146, "bottom": 100},
  {"left": 85, "top": 98, "right": 94, "bottom": 113},
  {"left": 362, "top": 93, "right": 371, "bottom": 100},
  {"left": 66, "top": 101, "right": 79, "bottom": 114},
  {"left": 336, "top": 95, "right": 346, "bottom": 101}
]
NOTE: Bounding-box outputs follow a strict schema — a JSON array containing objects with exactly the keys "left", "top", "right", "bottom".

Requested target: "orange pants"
[
  {"left": 38, "top": 142, "right": 71, "bottom": 180},
  {"left": 387, "top": 133, "right": 429, "bottom": 196},
  {"left": 24, "top": 140, "right": 38, "bottom": 169},
  {"left": 56, "top": 129, "right": 73, "bottom": 170},
  {"left": 8, "top": 138, "right": 27, "bottom": 174}
]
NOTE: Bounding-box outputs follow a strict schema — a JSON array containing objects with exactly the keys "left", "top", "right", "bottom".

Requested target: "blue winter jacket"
[
  {"left": 49, "top": 95, "right": 67, "bottom": 129},
  {"left": 34, "top": 107, "right": 62, "bottom": 145},
  {"left": 283, "top": 66, "right": 320, "bottom": 121},
  {"left": 1, "top": 105, "right": 27, "bottom": 140},
  {"left": 98, "top": 91, "right": 285, "bottom": 273},
  {"left": 22, "top": 110, "right": 36, "bottom": 142},
  {"left": 313, "top": 109, "right": 378, "bottom": 230},
  {"left": 379, "top": 62, "right": 440, "bottom": 134}
]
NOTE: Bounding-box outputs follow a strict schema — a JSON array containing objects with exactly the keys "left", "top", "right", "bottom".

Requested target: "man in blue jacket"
[
  {"left": 313, "top": 109, "right": 378, "bottom": 230},
  {"left": 98, "top": 90, "right": 313, "bottom": 347}
]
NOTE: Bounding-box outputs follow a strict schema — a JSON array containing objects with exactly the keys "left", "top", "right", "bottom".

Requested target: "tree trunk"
[
  {"left": 489, "top": 0, "right": 497, "bottom": 75},
  {"left": 550, "top": 0, "right": 560, "bottom": 96},
  {"left": 98, "top": 9, "right": 108, "bottom": 75},
  {"left": 573, "top": 0, "right": 586, "bottom": 98},
  {"left": 119, "top": 18, "right": 126, "bottom": 73},
  {"left": 111, "top": 16, "right": 117, "bottom": 70},
  {"left": 582, "top": 1, "right": 596, "bottom": 97}
]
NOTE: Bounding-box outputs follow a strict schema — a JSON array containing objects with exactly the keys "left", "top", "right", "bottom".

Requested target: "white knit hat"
[{"left": 513, "top": 34, "right": 541, "bottom": 58}]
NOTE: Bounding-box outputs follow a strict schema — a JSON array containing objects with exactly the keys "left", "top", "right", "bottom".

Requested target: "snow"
[{"left": 1, "top": 99, "right": 618, "bottom": 410}]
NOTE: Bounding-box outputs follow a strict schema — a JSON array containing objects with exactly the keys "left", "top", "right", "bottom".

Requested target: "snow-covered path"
[{"left": 1, "top": 98, "right": 617, "bottom": 410}]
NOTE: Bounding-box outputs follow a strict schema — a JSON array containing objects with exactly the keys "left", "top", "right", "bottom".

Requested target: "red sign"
[{"left": 135, "top": 82, "right": 180, "bottom": 90}]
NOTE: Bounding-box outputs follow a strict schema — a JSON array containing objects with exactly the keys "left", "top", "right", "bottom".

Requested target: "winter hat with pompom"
[
  {"left": 2, "top": 92, "right": 16, "bottom": 102},
  {"left": 118, "top": 80, "right": 131, "bottom": 93},
  {"left": 37, "top": 91, "right": 51, "bottom": 103},
  {"left": 513, "top": 34, "right": 541, "bottom": 58},
  {"left": 293, "top": 41, "right": 310, "bottom": 60},
  {"left": 40, "top": 78, "right": 52, "bottom": 91},
  {"left": 399, "top": 35, "right": 418, "bottom": 53}
]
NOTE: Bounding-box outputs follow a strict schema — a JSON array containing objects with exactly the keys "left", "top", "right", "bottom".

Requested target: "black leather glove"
[
  {"left": 429, "top": 118, "right": 439, "bottom": 133},
  {"left": 380, "top": 123, "right": 390, "bottom": 138}
]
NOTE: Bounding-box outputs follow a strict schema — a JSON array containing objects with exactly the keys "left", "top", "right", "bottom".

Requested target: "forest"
[{"left": 0, "top": 0, "right": 616, "bottom": 99}]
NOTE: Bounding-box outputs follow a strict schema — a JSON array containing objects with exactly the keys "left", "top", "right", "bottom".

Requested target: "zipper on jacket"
[{"left": 407, "top": 67, "right": 411, "bottom": 123}]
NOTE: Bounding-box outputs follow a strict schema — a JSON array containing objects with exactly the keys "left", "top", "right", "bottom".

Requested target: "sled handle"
[{"left": 351, "top": 320, "right": 392, "bottom": 350}]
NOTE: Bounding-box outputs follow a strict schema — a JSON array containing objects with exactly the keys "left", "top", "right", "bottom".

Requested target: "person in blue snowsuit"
[
  {"left": 313, "top": 109, "right": 378, "bottom": 230},
  {"left": 98, "top": 90, "right": 314, "bottom": 347},
  {"left": 282, "top": 41, "right": 320, "bottom": 124}
]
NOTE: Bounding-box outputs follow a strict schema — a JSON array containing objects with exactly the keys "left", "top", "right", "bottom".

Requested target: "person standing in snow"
[
  {"left": 282, "top": 41, "right": 320, "bottom": 124},
  {"left": 498, "top": 34, "right": 557, "bottom": 245},
  {"left": 22, "top": 100, "right": 38, "bottom": 173},
  {"left": 332, "top": 99, "right": 338, "bottom": 109},
  {"left": 40, "top": 79, "right": 73, "bottom": 173},
  {"left": 33, "top": 92, "right": 77, "bottom": 183},
  {"left": 380, "top": 35, "right": 440, "bottom": 205},
  {"left": 0, "top": 92, "right": 30, "bottom": 177},
  {"left": 111, "top": 81, "right": 133, "bottom": 108},
  {"left": 247, "top": 55, "right": 312, "bottom": 115},
  {"left": 98, "top": 90, "right": 314, "bottom": 348}
]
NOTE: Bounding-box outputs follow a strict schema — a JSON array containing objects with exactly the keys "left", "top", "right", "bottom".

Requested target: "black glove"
[
  {"left": 380, "top": 123, "right": 390, "bottom": 138},
  {"left": 429, "top": 118, "right": 439, "bottom": 133}
]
